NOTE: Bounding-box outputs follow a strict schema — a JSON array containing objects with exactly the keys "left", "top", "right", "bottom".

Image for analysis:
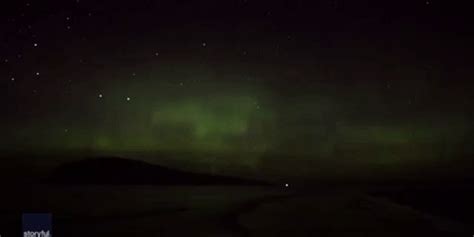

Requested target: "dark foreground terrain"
[
  {"left": 48, "top": 157, "right": 267, "bottom": 185},
  {"left": 0, "top": 185, "right": 473, "bottom": 236},
  {"left": 0, "top": 157, "right": 472, "bottom": 236}
]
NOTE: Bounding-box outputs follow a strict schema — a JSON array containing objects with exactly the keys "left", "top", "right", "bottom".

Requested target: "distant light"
[
  {"left": 126, "top": 97, "right": 131, "bottom": 101},
  {"left": 35, "top": 72, "right": 40, "bottom": 76},
  {"left": 285, "top": 183, "right": 289, "bottom": 187},
  {"left": 33, "top": 43, "right": 38, "bottom": 47},
  {"left": 202, "top": 42, "right": 207, "bottom": 47},
  {"left": 11, "top": 77, "right": 15, "bottom": 81},
  {"left": 98, "top": 94, "right": 103, "bottom": 98}
]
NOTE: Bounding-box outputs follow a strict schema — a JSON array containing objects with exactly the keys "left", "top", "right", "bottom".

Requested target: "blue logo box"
[{"left": 22, "top": 213, "right": 52, "bottom": 237}]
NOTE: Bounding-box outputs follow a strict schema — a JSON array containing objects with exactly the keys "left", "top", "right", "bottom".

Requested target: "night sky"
[{"left": 1, "top": 0, "right": 473, "bottom": 178}]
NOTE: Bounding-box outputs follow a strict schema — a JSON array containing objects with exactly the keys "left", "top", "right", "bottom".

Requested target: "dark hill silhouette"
[{"left": 48, "top": 157, "right": 268, "bottom": 185}]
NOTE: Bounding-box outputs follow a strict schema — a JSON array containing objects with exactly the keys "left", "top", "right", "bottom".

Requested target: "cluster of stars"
[
  {"left": 2, "top": 0, "right": 441, "bottom": 115},
  {"left": 3, "top": 1, "right": 98, "bottom": 92},
  {"left": 3, "top": 0, "right": 285, "bottom": 99}
]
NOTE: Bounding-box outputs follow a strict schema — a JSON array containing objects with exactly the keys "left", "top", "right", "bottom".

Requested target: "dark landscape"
[
  {"left": 0, "top": 155, "right": 472, "bottom": 236},
  {"left": 48, "top": 157, "right": 268, "bottom": 185}
]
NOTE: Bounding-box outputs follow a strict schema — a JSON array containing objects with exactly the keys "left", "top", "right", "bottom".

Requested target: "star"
[
  {"left": 35, "top": 72, "right": 40, "bottom": 76},
  {"left": 126, "top": 97, "right": 131, "bottom": 101},
  {"left": 202, "top": 42, "right": 207, "bottom": 47},
  {"left": 11, "top": 77, "right": 15, "bottom": 81},
  {"left": 285, "top": 183, "right": 289, "bottom": 187},
  {"left": 33, "top": 43, "right": 38, "bottom": 47},
  {"left": 98, "top": 94, "right": 103, "bottom": 98},
  {"left": 154, "top": 52, "right": 159, "bottom": 56}
]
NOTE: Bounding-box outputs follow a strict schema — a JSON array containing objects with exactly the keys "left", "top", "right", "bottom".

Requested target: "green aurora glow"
[{"left": 2, "top": 65, "right": 473, "bottom": 176}]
